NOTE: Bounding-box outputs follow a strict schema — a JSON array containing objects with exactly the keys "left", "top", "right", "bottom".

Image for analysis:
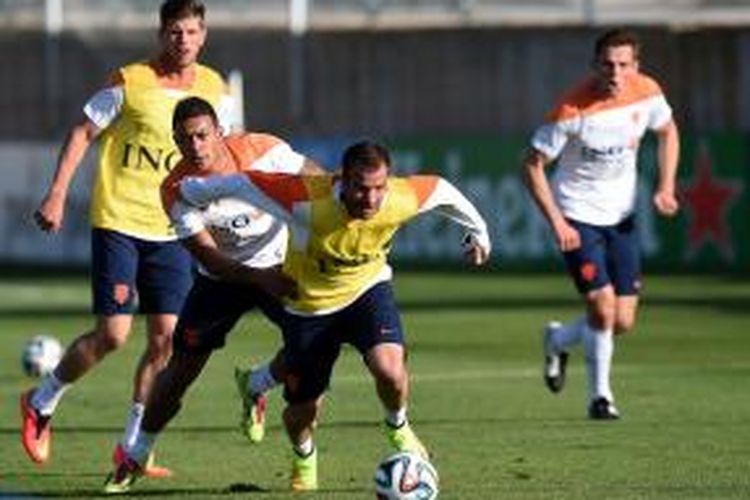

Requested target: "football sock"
[
  {"left": 555, "top": 316, "right": 587, "bottom": 351},
  {"left": 121, "top": 402, "right": 145, "bottom": 450},
  {"left": 583, "top": 324, "right": 614, "bottom": 402},
  {"left": 30, "top": 372, "right": 70, "bottom": 416},
  {"left": 249, "top": 362, "right": 278, "bottom": 396},
  {"left": 129, "top": 431, "right": 157, "bottom": 465},
  {"left": 385, "top": 407, "right": 407, "bottom": 428},
  {"left": 293, "top": 438, "right": 314, "bottom": 457}
]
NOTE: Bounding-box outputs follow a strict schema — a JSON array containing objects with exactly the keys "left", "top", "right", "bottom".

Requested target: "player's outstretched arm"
[
  {"left": 521, "top": 147, "right": 580, "bottom": 252},
  {"left": 183, "top": 230, "right": 298, "bottom": 299},
  {"left": 653, "top": 119, "right": 680, "bottom": 217},
  {"left": 179, "top": 172, "right": 297, "bottom": 225},
  {"left": 414, "top": 176, "right": 492, "bottom": 265},
  {"left": 34, "top": 119, "right": 100, "bottom": 232}
]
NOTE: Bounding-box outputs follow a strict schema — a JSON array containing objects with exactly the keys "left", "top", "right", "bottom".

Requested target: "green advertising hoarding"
[{"left": 385, "top": 133, "right": 747, "bottom": 272}]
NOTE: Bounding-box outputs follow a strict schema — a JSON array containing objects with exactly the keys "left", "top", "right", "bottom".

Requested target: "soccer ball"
[
  {"left": 374, "top": 451, "right": 439, "bottom": 500},
  {"left": 21, "top": 335, "right": 63, "bottom": 378}
]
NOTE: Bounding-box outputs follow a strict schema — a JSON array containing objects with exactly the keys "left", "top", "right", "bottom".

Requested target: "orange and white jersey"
[
  {"left": 161, "top": 133, "right": 305, "bottom": 276},
  {"left": 178, "top": 171, "right": 491, "bottom": 315},
  {"left": 531, "top": 73, "right": 673, "bottom": 225}
]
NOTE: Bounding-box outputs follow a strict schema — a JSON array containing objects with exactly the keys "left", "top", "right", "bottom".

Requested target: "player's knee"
[
  {"left": 283, "top": 399, "right": 318, "bottom": 429},
  {"left": 94, "top": 328, "right": 129, "bottom": 353},
  {"left": 93, "top": 316, "right": 131, "bottom": 352},
  {"left": 587, "top": 292, "right": 616, "bottom": 329},
  {"left": 614, "top": 315, "right": 636, "bottom": 335},
  {"left": 376, "top": 364, "right": 408, "bottom": 394},
  {"left": 367, "top": 345, "right": 406, "bottom": 382},
  {"left": 144, "top": 332, "right": 173, "bottom": 363}
]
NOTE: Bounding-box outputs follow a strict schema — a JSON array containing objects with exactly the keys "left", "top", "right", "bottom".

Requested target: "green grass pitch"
[{"left": 1, "top": 272, "right": 749, "bottom": 499}]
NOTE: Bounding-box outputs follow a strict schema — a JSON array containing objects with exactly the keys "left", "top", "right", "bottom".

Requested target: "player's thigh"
[
  {"left": 91, "top": 228, "right": 139, "bottom": 315},
  {"left": 172, "top": 275, "right": 252, "bottom": 354},
  {"left": 136, "top": 238, "right": 193, "bottom": 315},
  {"left": 343, "top": 282, "right": 405, "bottom": 357},
  {"left": 562, "top": 220, "right": 612, "bottom": 294},
  {"left": 281, "top": 314, "right": 341, "bottom": 404},
  {"left": 608, "top": 216, "right": 642, "bottom": 296}
]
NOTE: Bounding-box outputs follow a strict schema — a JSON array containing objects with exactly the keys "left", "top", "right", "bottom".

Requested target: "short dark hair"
[
  {"left": 160, "top": 0, "right": 205, "bottom": 31},
  {"left": 172, "top": 96, "right": 217, "bottom": 131},
  {"left": 341, "top": 140, "right": 391, "bottom": 177},
  {"left": 594, "top": 28, "right": 640, "bottom": 60}
]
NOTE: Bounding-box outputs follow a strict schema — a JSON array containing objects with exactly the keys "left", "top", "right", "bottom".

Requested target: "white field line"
[
  {"left": 333, "top": 366, "right": 543, "bottom": 385},
  {"left": 329, "top": 361, "right": 742, "bottom": 386},
  {"left": 0, "top": 284, "right": 86, "bottom": 305}
]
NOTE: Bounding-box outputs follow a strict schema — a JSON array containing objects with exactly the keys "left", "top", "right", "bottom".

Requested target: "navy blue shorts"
[
  {"left": 562, "top": 216, "right": 641, "bottom": 296},
  {"left": 91, "top": 228, "right": 193, "bottom": 315},
  {"left": 173, "top": 273, "right": 286, "bottom": 354},
  {"left": 281, "top": 281, "right": 404, "bottom": 404}
]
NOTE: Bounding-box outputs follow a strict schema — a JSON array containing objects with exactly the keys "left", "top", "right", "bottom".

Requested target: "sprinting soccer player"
[
  {"left": 23, "top": 0, "right": 236, "bottom": 475},
  {"left": 102, "top": 96, "right": 325, "bottom": 493},
  {"left": 522, "top": 28, "right": 680, "bottom": 419},
  {"left": 168, "top": 139, "right": 490, "bottom": 491}
]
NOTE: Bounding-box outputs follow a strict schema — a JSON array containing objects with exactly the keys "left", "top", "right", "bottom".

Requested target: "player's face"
[
  {"left": 342, "top": 162, "right": 389, "bottom": 219},
  {"left": 160, "top": 15, "right": 206, "bottom": 69},
  {"left": 594, "top": 44, "right": 639, "bottom": 98},
  {"left": 174, "top": 115, "right": 222, "bottom": 169}
]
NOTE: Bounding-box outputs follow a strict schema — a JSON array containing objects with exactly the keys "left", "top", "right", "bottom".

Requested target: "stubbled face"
[
  {"left": 341, "top": 162, "right": 389, "bottom": 219},
  {"left": 160, "top": 15, "right": 206, "bottom": 69},
  {"left": 594, "top": 44, "right": 639, "bottom": 98},
  {"left": 173, "top": 114, "right": 222, "bottom": 169}
]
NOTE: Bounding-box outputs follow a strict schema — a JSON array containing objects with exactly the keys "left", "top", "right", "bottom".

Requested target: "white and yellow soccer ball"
[
  {"left": 374, "top": 451, "right": 439, "bottom": 500},
  {"left": 21, "top": 335, "right": 63, "bottom": 378}
]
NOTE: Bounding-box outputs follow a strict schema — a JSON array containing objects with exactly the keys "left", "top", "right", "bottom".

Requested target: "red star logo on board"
[{"left": 680, "top": 142, "right": 743, "bottom": 262}]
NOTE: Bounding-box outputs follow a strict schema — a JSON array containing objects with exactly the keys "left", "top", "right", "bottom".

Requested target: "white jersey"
[
  {"left": 194, "top": 197, "right": 289, "bottom": 271},
  {"left": 531, "top": 73, "right": 672, "bottom": 226},
  {"left": 162, "top": 133, "right": 306, "bottom": 277}
]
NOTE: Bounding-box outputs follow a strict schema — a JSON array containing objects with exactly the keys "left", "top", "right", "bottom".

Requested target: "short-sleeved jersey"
[
  {"left": 88, "top": 61, "right": 229, "bottom": 240},
  {"left": 178, "top": 171, "right": 491, "bottom": 315},
  {"left": 531, "top": 73, "right": 673, "bottom": 226},
  {"left": 161, "top": 133, "right": 305, "bottom": 277}
]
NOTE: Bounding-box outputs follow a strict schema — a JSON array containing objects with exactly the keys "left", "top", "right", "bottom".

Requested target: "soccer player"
[
  {"left": 171, "top": 139, "right": 491, "bottom": 491},
  {"left": 22, "top": 0, "right": 235, "bottom": 475},
  {"left": 102, "top": 96, "right": 325, "bottom": 493},
  {"left": 522, "top": 29, "right": 680, "bottom": 419}
]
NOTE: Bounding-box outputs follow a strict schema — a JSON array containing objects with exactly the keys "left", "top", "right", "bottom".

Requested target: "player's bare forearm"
[
  {"left": 183, "top": 231, "right": 297, "bottom": 298},
  {"left": 47, "top": 119, "right": 99, "bottom": 197},
  {"left": 522, "top": 149, "right": 564, "bottom": 229},
  {"left": 653, "top": 119, "right": 680, "bottom": 216},
  {"left": 35, "top": 119, "right": 99, "bottom": 232},
  {"left": 522, "top": 148, "right": 580, "bottom": 251},
  {"left": 656, "top": 119, "right": 680, "bottom": 194}
]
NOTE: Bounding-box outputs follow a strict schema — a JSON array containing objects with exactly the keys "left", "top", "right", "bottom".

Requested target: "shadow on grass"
[
  {"left": 1, "top": 484, "right": 367, "bottom": 498},
  {"left": 0, "top": 415, "right": 580, "bottom": 439}
]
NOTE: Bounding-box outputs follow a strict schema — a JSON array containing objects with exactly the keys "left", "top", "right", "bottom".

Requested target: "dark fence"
[{"left": 0, "top": 27, "right": 748, "bottom": 139}]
